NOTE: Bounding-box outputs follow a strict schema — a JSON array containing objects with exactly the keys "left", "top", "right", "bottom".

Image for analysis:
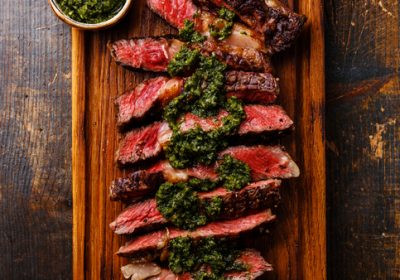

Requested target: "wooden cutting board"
[{"left": 71, "top": 0, "right": 325, "bottom": 279}]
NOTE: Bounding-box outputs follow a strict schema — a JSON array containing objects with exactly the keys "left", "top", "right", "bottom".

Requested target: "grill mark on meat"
[
  {"left": 116, "top": 72, "right": 279, "bottom": 126},
  {"left": 193, "top": 0, "right": 307, "bottom": 54},
  {"left": 145, "top": 0, "right": 266, "bottom": 51},
  {"left": 109, "top": 170, "right": 165, "bottom": 201},
  {"left": 141, "top": 249, "right": 273, "bottom": 280},
  {"left": 108, "top": 37, "right": 272, "bottom": 73},
  {"left": 117, "top": 210, "right": 275, "bottom": 257},
  {"left": 110, "top": 179, "right": 281, "bottom": 235},
  {"left": 116, "top": 105, "right": 293, "bottom": 165},
  {"left": 110, "top": 145, "right": 298, "bottom": 202}
]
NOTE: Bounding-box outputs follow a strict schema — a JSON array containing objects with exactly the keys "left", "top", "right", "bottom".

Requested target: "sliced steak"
[
  {"left": 116, "top": 72, "right": 279, "bottom": 126},
  {"left": 146, "top": 0, "right": 266, "bottom": 51},
  {"left": 116, "top": 105, "right": 293, "bottom": 165},
  {"left": 221, "top": 145, "right": 300, "bottom": 180},
  {"left": 116, "top": 77, "right": 183, "bottom": 126},
  {"left": 110, "top": 145, "right": 298, "bottom": 202},
  {"left": 110, "top": 161, "right": 217, "bottom": 201},
  {"left": 193, "top": 0, "right": 306, "bottom": 54},
  {"left": 109, "top": 37, "right": 184, "bottom": 72},
  {"left": 117, "top": 122, "right": 166, "bottom": 165},
  {"left": 109, "top": 37, "right": 272, "bottom": 73},
  {"left": 110, "top": 179, "right": 281, "bottom": 235},
  {"left": 127, "top": 249, "right": 272, "bottom": 280},
  {"left": 117, "top": 210, "right": 275, "bottom": 257},
  {"left": 110, "top": 168, "right": 165, "bottom": 201}
]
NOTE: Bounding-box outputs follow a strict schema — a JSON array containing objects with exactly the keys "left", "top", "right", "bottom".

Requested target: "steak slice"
[
  {"left": 116, "top": 105, "right": 293, "bottom": 165},
  {"left": 109, "top": 37, "right": 272, "bottom": 73},
  {"left": 221, "top": 145, "right": 300, "bottom": 180},
  {"left": 123, "top": 249, "right": 272, "bottom": 280},
  {"left": 116, "top": 72, "right": 279, "bottom": 126},
  {"left": 117, "top": 210, "right": 275, "bottom": 257},
  {"left": 116, "top": 77, "right": 184, "bottom": 126},
  {"left": 110, "top": 145, "right": 298, "bottom": 202},
  {"left": 146, "top": 0, "right": 266, "bottom": 51},
  {"left": 110, "top": 179, "right": 281, "bottom": 235},
  {"left": 193, "top": 0, "right": 306, "bottom": 54}
]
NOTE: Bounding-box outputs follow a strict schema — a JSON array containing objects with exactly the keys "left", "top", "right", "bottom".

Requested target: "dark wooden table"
[{"left": 0, "top": 1, "right": 398, "bottom": 279}]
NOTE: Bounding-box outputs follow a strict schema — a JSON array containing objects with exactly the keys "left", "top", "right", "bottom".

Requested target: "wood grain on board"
[{"left": 71, "top": 0, "right": 325, "bottom": 279}]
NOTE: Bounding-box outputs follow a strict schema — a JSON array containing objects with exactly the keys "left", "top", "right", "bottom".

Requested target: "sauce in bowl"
[{"left": 55, "top": 0, "right": 126, "bottom": 24}]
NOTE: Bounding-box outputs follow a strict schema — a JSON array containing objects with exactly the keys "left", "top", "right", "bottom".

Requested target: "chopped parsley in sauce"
[
  {"left": 209, "top": 8, "right": 236, "bottom": 41},
  {"left": 164, "top": 47, "right": 248, "bottom": 169},
  {"left": 156, "top": 156, "right": 250, "bottom": 230},
  {"left": 56, "top": 0, "right": 125, "bottom": 24},
  {"left": 168, "top": 237, "right": 247, "bottom": 278},
  {"left": 179, "top": 20, "right": 206, "bottom": 43},
  {"left": 165, "top": 97, "right": 245, "bottom": 169},
  {"left": 217, "top": 155, "right": 251, "bottom": 191},
  {"left": 167, "top": 46, "right": 201, "bottom": 77},
  {"left": 155, "top": 180, "right": 222, "bottom": 230}
]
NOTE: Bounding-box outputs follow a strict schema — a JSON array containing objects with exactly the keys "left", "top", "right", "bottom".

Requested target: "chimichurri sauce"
[
  {"left": 209, "top": 8, "right": 236, "bottom": 41},
  {"left": 164, "top": 97, "right": 245, "bottom": 169},
  {"left": 56, "top": 0, "right": 126, "bottom": 24},
  {"left": 164, "top": 46, "right": 246, "bottom": 169},
  {"left": 179, "top": 20, "right": 206, "bottom": 43},
  {"left": 156, "top": 155, "right": 250, "bottom": 230},
  {"left": 168, "top": 237, "right": 247, "bottom": 278},
  {"left": 217, "top": 155, "right": 251, "bottom": 191},
  {"left": 155, "top": 180, "right": 222, "bottom": 230}
]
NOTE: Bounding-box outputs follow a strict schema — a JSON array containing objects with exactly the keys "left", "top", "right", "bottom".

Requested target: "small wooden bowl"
[{"left": 48, "top": 0, "right": 133, "bottom": 30}]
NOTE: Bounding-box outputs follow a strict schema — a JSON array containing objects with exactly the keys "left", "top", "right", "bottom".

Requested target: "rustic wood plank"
[
  {"left": 71, "top": 0, "right": 325, "bottom": 279},
  {"left": 0, "top": 1, "right": 72, "bottom": 279},
  {"left": 325, "top": 0, "right": 400, "bottom": 278}
]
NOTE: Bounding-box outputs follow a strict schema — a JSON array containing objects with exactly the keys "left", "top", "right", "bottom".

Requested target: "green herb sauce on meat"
[
  {"left": 168, "top": 237, "right": 247, "bottom": 278},
  {"left": 179, "top": 20, "right": 206, "bottom": 43},
  {"left": 217, "top": 155, "right": 252, "bottom": 191},
  {"left": 156, "top": 180, "right": 222, "bottom": 230},
  {"left": 165, "top": 97, "right": 245, "bottom": 168},
  {"left": 209, "top": 8, "right": 236, "bottom": 41}
]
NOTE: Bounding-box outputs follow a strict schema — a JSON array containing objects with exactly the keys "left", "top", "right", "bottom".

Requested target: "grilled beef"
[
  {"left": 116, "top": 105, "right": 293, "bottom": 165},
  {"left": 117, "top": 210, "right": 275, "bottom": 257},
  {"left": 116, "top": 73, "right": 279, "bottom": 126},
  {"left": 221, "top": 145, "right": 299, "bottom": 180},
  {"left": 111, "top": 145, "right": 298, "bottom": 202},
  {"left": 116, "top": 77, "right": 183, "bottom": 126},
  {"left": 125, "top": 249, "right": 272, "bottom": 280},
  {"left": 110, "top": 179, "right": 281, "bottom": 235},
  {"left": 109, "top": 37, "right": 272, "bottom": 73},
  {"left": 194, "top": 0, "right": 306, "bottom": 54},
  {"left": 146, "top": 0, "right": 266, "bottom": 51}
]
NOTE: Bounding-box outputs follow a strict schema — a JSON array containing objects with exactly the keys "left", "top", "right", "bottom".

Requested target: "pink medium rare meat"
[
  {"left": 116, "top": 72, "right": 279, "bottom": 126},
  {"left": 109, "top": 37, "right": 272, "bottom": 73},
  {"left": 109, "top": 37, "right": 184, "bottom": 72},
  {"left": 221, "top": 145, "right": 300, "bottom": 180},
  {"left": 193, "top": 0, "right": 306, "bottom": 54},
  {"left": 117, "top": 210, "right": 275, "bottom": 257},
  {"left": 116, "top": 77, "right": 184, "bottom": 126},
  {"left": 146, "top": 0, "right": 266, "bottom": 51},
  {"left": 134, "top": 249, "right": 272, "bottom": 280},
  {"left": 110, "top": 145, "right": 299, "bottom": 202},
  {"left": 110, "top": 179, "right": 281, "bottom": 234},
  {"left": 116, "top": 105, "right": 293, "bottom": 165}
]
